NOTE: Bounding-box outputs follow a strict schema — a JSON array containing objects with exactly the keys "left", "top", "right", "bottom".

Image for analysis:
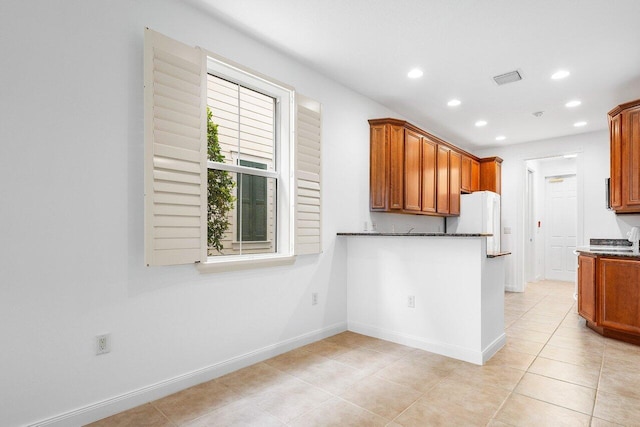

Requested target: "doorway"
[
  {"left": 525, "top": 168, "right": 535, "bottom": 282},
  {"left": 524, "top": 156, "right": 579, "bottom": 284},
  {"left": 544, "top": 174, "right": 577, "bottom": 281}
]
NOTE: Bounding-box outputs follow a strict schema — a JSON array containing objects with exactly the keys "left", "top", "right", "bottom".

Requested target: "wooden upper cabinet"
[
  {"left": 389, "top": 125, "right": 404, "bottom": 210},
  {"left": 609, "top": 99, "right": 640, "bottom": 213},
  {"left": 369, "top": 118, "right": 494, "bottom": 216},
  {"left": 421, "top": 137, "right": 437, "bottom": 213},
  {"left": 369, "top": 124, "right": 388, "bottom": 210},
  {"left": 479, "top": 157, "right": 503, "bottom": 194},
  {"left": 404, "top": 129, "right": 422, "bottom": 212},
  {"left": 610, "top": 113, "right": 622, "bottom": 210},
  {"left": 449, "top": 151, "right": 461, "bottom": 215},
  {"left": 578, "top": 254, "right": 597, "bottom": 323},
  {"left": 369, "top": 122, "right": 403, "bottom": 211},
  {"left": 471, "top": 159, "right": 480, "bottom": 192},
  {"left": 437, "top": 145, "right": 450, "bottom": 214},
  {"left": 461, "top": 155, "right": 472, "bottom": 193},
  {"left": 623, "top": 105, "right": 640, "bottom": 208},
  {"left": 599, "top": 257, "right": 640, "bottom": 334}
]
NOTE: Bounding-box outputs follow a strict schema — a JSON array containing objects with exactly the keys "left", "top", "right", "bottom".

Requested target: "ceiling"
[{"left": 187, "top": 0, "right": 640, "bottom": 150}]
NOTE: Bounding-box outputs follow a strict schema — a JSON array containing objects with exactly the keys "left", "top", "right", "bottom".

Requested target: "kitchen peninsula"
[{"left": 338, "top": 232, "right": 509, "bottom": 365}]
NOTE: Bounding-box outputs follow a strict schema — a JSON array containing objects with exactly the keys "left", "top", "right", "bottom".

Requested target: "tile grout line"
[{"left": 488, "top": 286, "right": 581, "bottom": 425}]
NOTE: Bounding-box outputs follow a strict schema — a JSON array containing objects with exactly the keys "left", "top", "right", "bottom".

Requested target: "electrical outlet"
[
  {"left": 407, "top": 295, "right": 415, "bottom": 308},
  {"left": 96, "top": 334, "right": 111, "bottom": 355},
  {"left": 312, "top": 292, "right": 318, "bottom": 305}
]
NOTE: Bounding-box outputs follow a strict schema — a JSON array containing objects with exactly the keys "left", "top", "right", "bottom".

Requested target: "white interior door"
[
  {"left": 525, "top": 168, "right": 535, "bottom": 282},
  {"left": 544, "top": 175, "right": 577, "bottom": 281}
]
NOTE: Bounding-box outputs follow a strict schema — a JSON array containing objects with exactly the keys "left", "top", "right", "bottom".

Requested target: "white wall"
[
  {"left": 477, "top": 131, "right": 640, "bottom": 292},
  {"left": 0, "top": 1, "right": 418, "bottom": 425}
]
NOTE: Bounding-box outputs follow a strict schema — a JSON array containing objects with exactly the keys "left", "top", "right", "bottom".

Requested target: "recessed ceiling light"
[
  {"left": 447, "top": 99, "right": 461, "bottom": 107},
  {"left": 574, "top": 121, "right": 587, "bottom": 127},
  {"left": 551, "top": 70, "right": 570, "bottom": 80},
  {"left": 495, "top": 136, "right": 506, "bottom": 141},
  {"left": 475, "top": 120, "right": 487, "bottom": 127},
  {"left": 565, "top": 100, "right": 581, "bottom": 108},
  {"left": 407, "top": 68, "right": 423, "bottom": 79}
]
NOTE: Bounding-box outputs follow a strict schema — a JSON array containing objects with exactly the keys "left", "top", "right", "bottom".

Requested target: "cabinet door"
[
  {"left": 599, "top": 258, "right": 640, "bottom": 334},
  {"left": 369, "top": 124, "right": 388, "bottom": 210},
  {"left": 449, "top": 151, "right": 461, "bottom": 215},
  {"left": 404, "top": 129, "right": 421, "bottom": 211},
  {"left": 577, "top": 255, "right": 597, "bottom": 323},
  {"left": 389, "top": 125, "right": 404, "bottom": 210},
  {"left": 623, "top": 106, "right": 640, "bottom": 208},
  {"left": 437, "top": 146, "right": 450, "bottom": 214},
  {"left": 421, "top": 137, "right": 437, "bottom": 213},
  {"left": 471, "top": 159, "right": 480, "bottom": 192},
  {"left": 461, "top": 155, "right": 472, "bottom": 193},
  {"left": 495, "top": 161, "right": 502, "bottom": 195},
  {"left": 480, "top": 158, "right": 502, "bottom": 195},
  {"left": 609, "top": 114, "right": 622, "bottom": 210}
]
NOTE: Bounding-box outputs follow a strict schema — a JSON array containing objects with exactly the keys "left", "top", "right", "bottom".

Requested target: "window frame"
[
  {"left": 144, "top": 29, "right": 320, "bottom": 271},
  {"left": 198, "top": 52, "right": 296, "bottom": 271}
]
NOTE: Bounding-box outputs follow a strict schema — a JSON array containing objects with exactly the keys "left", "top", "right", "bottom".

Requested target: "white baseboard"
[
  {"left": 504, "top": 283, "right": 521, "bottom": 292},
  {"left": 347, "top": 321, "right": 488, "bottom": 365},
  {"left": 30, "top": 322, "right": 347, "bottom": 427},
  {"left": 482, "top": 333, "right": 507, "bottom": 363}
]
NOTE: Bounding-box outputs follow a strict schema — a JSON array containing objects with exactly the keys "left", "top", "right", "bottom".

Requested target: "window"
[
  {"left": 206, "top": 75, "right": 278, "bottom": 256},
  {"left": 143, "top": 28, "right": 321, "bottom": 270}
]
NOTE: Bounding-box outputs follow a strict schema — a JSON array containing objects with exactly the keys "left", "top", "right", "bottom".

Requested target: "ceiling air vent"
[{"left": 493, "top": 70, "right": 523, "bottom": 85}]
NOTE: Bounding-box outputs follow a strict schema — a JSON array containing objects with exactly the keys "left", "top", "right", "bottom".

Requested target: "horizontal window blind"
[
  {"left": 295, "top": 95, "right": 322, "bottom": 255},
  {"left": 144, "top": 28, "right": 207, "bottom": 266}
]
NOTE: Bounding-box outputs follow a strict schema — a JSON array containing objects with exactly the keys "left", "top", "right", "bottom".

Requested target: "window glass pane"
[
  {"left": 207, "top": 172, "right": 277, "bottom": 256},
  {"left": 238, "top": 160, "right": 268, "bottom": 242},
  {"left": 207, "top": 74, "right": 275, "bottom": 172},
  {"left": 207, "top": 73, "right": 277, "bottom": 257}
]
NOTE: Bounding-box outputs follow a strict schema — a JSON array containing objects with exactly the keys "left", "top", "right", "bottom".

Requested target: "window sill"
[{"left": 196, "top": 253, "right": 296, "bottom": 273}]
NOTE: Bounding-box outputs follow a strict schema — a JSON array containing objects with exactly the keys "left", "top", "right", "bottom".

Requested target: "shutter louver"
[
  {"left": 144, "top": 28, "right": 207, "bottom": 266},
  {"left": 295, "top": 95, "right": 322, "bottom": 255}
]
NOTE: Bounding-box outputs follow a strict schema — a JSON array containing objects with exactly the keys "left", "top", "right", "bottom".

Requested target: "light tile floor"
[{"left": 88, "top": 280, "right": 640, "bottom": 426}]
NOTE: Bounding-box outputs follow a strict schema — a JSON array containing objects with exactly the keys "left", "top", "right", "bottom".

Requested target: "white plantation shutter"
[
  {"left": 295, "top": 95, "right": 322, "bottom": 255},
  {"left": 144, "top": 28, "right": 207, "bottom": 266}
]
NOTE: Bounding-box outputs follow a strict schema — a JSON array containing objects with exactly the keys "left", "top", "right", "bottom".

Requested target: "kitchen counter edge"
[{"left": 575, "top": 247, "right": 640, "bottom": 258}]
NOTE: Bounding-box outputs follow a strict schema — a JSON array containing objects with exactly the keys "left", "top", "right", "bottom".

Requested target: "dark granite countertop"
[
  {"left": 576, "top": 238, "right": 640, "bottom": 258},
  {"left": 575, "top": 247, "right": 640, "bottom": 258},
  {"left": 337, "top": 232, "right": 492, "bottom": 237}
]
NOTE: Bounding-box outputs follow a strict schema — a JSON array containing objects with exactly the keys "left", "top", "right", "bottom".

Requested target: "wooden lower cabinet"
[
  {"left": 577, "top": 254, "right": 597, "bottom": 323},
  {"left": 577, "top": 254, "right": 640, "bottom": 345},
  {"left": 599, "top": 258, "right": 640, "bottom": 335}
]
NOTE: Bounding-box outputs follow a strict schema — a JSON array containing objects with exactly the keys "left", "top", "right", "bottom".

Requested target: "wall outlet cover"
[{"left": 96, "top": 334, "right": 111, "bottom": 355}]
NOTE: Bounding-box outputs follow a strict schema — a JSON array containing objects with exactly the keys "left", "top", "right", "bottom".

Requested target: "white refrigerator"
[{"left": 447, "top": 191, "right": 501, "bottom": 253}]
